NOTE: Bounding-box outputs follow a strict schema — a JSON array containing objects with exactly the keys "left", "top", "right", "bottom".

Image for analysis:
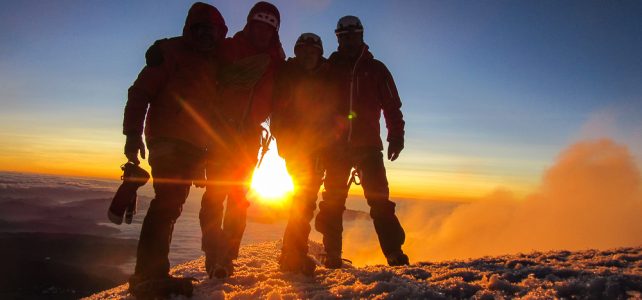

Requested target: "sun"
[{"left": 248, "top": 142, "right": 294, "bottom": 204}]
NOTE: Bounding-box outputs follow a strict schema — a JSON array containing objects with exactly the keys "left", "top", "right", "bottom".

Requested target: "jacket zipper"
[{"left": 347, "top": 47, "right": 366, "bottom": 143}]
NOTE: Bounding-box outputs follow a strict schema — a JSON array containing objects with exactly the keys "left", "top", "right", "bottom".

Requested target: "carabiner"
[{"left": 348, "top": 168, "right": 361, "bottom": 187}]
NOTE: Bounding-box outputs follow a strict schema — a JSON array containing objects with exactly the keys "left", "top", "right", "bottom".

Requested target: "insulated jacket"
[
  {"left": 327, "top": 45, "right": 405, "bottom": 150},
  {"left": 123, "top": 3, "right": 227, "bottom": 149},
  {"left": 212, "top": 26, "right": 285, "bottom": 151},
  {"left": 271, "top": 58, "right": 340, "bottom": 159}
]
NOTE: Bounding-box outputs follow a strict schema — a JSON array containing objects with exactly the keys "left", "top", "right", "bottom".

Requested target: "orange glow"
[
  {"left": 247, "top": 144, "right": 294, "bottom": 205},
  {"left": 0, "top": 127, "right": 536, "bottom": 201},
  {"left": 0, "top": 128, "right": 130, "bottom": 179}
]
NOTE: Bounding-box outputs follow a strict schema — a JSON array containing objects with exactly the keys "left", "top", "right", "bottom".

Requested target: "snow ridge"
[{"left": 86, "top": 241, "right": 642, "bottom": 299}]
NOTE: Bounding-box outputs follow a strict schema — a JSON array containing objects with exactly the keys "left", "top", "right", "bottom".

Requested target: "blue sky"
[{"left": 1, "top": 0, "right": 641, "bottom": 199}]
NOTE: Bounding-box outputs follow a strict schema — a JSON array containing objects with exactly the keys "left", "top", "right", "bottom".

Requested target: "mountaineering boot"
[
  {"left": 204, "top": 252, "right": 217, "bottom": 279},
  {"left": 213, "top": 266, "right": 227, "bottom": 279},
  {"left": 128, "top": 274, "right": 195, "bottom": 299},
  {"left": 279, "top": 252, "right": 317, "bottom": 276},
  {"left": 212, "top": 256, "right": 234, "bottom": 279},
  {"left": 108, "top": 162, "right": 150, "bottom": 225},
  {"left": 386, "top": 250, "right": 410, "bottom": 266},
  {"left": 321, "top": 253, "right": 343, "bottom": 269}
]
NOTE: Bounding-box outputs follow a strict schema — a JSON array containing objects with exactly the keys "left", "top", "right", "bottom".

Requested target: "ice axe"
[{"left": 257, "top": 126, "right": 273, "bottom": 168}]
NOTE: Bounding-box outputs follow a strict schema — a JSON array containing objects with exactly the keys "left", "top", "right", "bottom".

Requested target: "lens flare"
[{"left": 248, "top": 143, "right": 294, "bottom": 204}]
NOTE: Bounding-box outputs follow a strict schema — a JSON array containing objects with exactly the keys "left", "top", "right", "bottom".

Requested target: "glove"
[
  {"left": 124, "top": 135, "right": 146, "bottom": 165},
  {"left": 387, "top": 139, "right": 404, "bottom": 161}
]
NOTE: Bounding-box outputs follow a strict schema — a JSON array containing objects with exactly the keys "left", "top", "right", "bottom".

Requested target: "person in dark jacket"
[
  {"left": 199, "top": 1, "right": 285, "bottom": 279},
  {"left": 123, "top": 2, "right": 227, "bottom": 295},
  {"left": 271, "top": 33, "right": 339, "bottom": 275},
  {"left": 315, "top": 15, "right": 409, "bottom": 268}
]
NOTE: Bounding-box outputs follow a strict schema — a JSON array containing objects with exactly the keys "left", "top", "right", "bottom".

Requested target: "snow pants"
[
  {"left": 134, "top": 139, "right": 205, "bottom": 278},
  {"left": 315, "top": 149, "right": 406, "bottom": 258},
  {"left": 199, "top": 136, "right": 259, "bottom": 263},
  {"left": 281, "top": 154, "right": 324, "bottom": 256}
]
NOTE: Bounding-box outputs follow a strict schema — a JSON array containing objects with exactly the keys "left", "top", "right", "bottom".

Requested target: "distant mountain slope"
[{"left": 86, "top": 241, "right": 642, "bottom": 299}]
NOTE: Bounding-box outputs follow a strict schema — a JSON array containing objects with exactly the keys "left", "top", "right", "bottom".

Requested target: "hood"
[
  {"left": 182, "top": 2, "right": 228, "bottom": 46},
  {"left": 247, "top": 1, "right": 280, "bottom": 30},
  {"left": 238, "top": 2, "right": 283, "bottom": 58}
]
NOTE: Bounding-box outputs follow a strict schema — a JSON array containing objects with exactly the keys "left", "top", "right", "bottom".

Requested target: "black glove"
[
  {"left": 387, "top": 139, "right": 404, "bottom": 161},
  {"left": 124, "top": 135, "right": 146, "bottom": 165}
]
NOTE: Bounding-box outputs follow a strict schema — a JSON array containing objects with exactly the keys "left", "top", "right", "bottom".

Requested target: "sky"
[{"left": 1, "top": 0, "right": 641, "bottom": 201}]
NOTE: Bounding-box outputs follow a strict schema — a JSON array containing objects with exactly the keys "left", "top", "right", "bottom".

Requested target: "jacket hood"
[
  {"left": 238, "top": 2, "right": 282, "bottom": 53},
  {"left": 182, "top": 2, "right": 228, "bottom": 46},
  {"left": 247, "top": 1, "right": 280, "bottom": 30}
]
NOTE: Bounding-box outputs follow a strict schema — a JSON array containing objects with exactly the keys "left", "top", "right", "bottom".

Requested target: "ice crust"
[{"left": 86, "top": 241, "right": 641, "bottom": 299}]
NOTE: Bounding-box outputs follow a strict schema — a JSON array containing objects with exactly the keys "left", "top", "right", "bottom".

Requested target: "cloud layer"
[{"left": 343, "top": 139, "right": 642, "bottom": 265}]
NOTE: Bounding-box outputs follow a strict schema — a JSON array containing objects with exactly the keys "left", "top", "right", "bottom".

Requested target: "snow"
[{"left": 86, "top": 241, "right": 642, "bottom": 299}]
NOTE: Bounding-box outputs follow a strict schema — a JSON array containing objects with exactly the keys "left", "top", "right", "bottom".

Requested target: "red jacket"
[
  {"left": 123, "top": 3, "right": 227, "bottom": 149},
  {"left": 327, "top": 45, "right": 405, "bottom": 150},
  {"left": 271, "top": 58, "right": 340, "bottom": 159},
  {"left": 212, "top": 27, "right": 285, "bottom": 151}
]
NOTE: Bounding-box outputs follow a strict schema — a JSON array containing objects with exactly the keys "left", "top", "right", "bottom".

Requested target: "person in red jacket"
[
  {"left": 122, "top": 2, "right": 227, "bottom": 296},
  {"left": 315, "top": 15, "right": 409, "bottom": 268},
  {"left": 199, "top": 1, "right": 285, "bottom": 279},
  {"left": 271, "top": 33, "right": 339, "bottom": 275}
]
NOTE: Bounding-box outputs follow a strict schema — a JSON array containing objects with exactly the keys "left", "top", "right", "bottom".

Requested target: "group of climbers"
[{"left": 118, "top": 1, "right": 408, "bottom": 297}]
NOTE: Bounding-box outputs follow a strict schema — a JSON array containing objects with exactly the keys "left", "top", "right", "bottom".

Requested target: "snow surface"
[{"left": 86, "top": 241, "right": 642, "bottom": 299}]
